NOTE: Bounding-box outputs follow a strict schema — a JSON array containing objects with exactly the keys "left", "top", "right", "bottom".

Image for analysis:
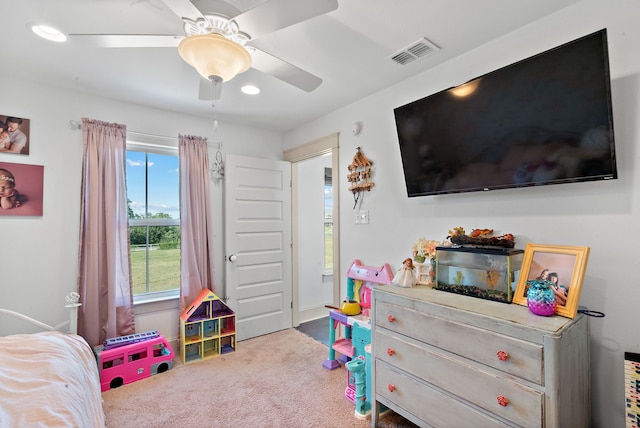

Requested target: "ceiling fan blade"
[
  {"left": 68, "top": 0, "right": 200, "bottom": 48},
  {"left": 161, "top": 0, "right": 204, "bottom": 20},
  {"left": 250, "top": 47, "right": 322, "bottom": 92},
  {"left": 235, "top": 0, "right": 338, "bottom": 40},
  {"left": 69, "top": 34, "right": 183, "bottom": 48}
]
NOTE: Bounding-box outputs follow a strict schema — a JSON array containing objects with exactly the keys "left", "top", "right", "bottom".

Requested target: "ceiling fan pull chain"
[{"left": 212, "top": 94, "right": 218, "bottom": 131}]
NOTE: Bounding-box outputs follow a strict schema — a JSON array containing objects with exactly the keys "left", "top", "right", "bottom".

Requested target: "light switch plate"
[{"left": 355, "top": 210, "right": 369, "bottom": 224}]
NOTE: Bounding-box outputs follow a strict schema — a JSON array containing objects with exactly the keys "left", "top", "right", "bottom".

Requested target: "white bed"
[{"left": 0, "top": 295, "right": 106, "bottom": 427}]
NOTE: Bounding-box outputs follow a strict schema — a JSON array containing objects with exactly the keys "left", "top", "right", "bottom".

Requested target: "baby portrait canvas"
[{"left": 0, "top": 161, "right": 43, "bottom": 216}]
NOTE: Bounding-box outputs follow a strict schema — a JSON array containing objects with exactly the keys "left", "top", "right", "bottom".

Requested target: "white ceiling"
[{"left": 5, "top": 0, "right": 580, "bottom": 132}]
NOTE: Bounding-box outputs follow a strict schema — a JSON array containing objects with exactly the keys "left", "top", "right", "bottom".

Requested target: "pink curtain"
[
  {"left": 179, "top": 134, "right": 216, "bottom": 311},
  {"left": 77, "top": 118, "right": 135, "bottom": 346}
]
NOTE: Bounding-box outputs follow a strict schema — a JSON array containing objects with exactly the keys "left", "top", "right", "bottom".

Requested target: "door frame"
[{"left": 284, "top": 133, "right": 340, "bottom": 327}]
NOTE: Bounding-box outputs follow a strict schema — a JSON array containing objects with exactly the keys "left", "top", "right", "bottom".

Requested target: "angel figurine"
[{"left": 393, "top": 258, "right": 417, "bottom": 288}]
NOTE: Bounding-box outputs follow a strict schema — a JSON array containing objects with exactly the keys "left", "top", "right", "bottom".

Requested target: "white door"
[{"left": 224, "top": 154, "right": 292, "bottom": 341}]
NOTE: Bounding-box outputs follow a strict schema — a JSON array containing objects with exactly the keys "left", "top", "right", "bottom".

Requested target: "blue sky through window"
[{"left": 126, "top": 151, "right": 180, "bottom": 220}]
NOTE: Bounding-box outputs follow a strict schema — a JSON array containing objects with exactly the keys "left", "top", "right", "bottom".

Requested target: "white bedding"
[{"left": 0, "top": 331, "right": 105, "bottom": 427}]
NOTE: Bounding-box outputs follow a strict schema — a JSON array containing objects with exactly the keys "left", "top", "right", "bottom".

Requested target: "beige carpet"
[{"left": 102, "top": 328, "right": 416, "bottom": 428}]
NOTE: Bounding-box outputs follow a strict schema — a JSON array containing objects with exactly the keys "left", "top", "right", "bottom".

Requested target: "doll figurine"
[{"left": 393, "top": 258, "right": 417, "bottom": 288}]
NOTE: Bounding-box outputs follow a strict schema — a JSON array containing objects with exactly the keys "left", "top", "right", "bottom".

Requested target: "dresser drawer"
[
  {"left": 376, "top": 360, "right": 508, "bottom": 428},
  {"left": 376, "top": 299, "right": 543, "bottom": 384},
  {"left": 375, "top": 329, "right": 544, "bottom": 427}
]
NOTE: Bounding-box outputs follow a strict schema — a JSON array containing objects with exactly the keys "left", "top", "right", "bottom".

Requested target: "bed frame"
[
  {"left": 0, "top": 292, "right": 104, "bottom": 427},
  {"left": 0, "top": 292, "right": 81, "bottom": 335}
]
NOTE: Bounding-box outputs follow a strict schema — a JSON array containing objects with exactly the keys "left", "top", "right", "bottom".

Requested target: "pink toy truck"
[{"left": 93, "top": 330, "right": 174, "bottom": 392}]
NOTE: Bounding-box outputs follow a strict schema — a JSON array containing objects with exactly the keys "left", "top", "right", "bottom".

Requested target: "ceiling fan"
[{"left": 69, "top": 0, "right": 338, "bottom": 100}]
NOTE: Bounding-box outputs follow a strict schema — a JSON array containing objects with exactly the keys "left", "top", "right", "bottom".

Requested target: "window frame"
[
  {"left": 323, "top": 166, "right": 333, "bottom": 273},
  {"left": 126, "top": 141, "right": 180, "bottom": 304}
]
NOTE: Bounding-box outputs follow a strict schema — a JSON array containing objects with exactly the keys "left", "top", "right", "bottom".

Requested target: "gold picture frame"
[{"left": 513, "top": 243, "right": 590, "bottom": 318}]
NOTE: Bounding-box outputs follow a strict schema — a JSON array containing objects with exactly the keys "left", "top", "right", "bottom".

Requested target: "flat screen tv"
[{"left": 394, "top": 29, "right": 617, "bottom": 197}]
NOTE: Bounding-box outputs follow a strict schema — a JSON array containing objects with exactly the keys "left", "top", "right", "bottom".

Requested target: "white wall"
[
  {"left": 0, "top": 76, "right": 284, "bottom": 340},
  {"left": 284, "top": 0, "right": 639, "bottom": 425}
]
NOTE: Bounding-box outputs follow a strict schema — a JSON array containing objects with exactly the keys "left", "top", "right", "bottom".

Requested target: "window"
[
  {"left": 324, "top": 167, "right": 333, "bottom": 271},
  {"left": 126, "top": 144, "right": 180, "bottom": 300}
]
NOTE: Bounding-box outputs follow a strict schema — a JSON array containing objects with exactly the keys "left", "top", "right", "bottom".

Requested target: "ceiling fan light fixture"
[{"left": 178, "top": 34, "right": 252, "bottom": 82}]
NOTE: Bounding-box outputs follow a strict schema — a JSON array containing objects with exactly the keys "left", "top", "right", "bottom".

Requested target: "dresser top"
[{"left": 373, "top": 284, "right": 578, "bottom": 334}]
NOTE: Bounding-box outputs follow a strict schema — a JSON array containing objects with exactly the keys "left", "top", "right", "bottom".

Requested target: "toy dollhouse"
[{"left": 179, "top": 289, "right": 236, "bottom": 364}]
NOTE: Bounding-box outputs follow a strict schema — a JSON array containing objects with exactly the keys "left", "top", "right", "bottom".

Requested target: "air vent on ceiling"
[{"left": 388, "top": 37, "right": 440, "bottom": 66}]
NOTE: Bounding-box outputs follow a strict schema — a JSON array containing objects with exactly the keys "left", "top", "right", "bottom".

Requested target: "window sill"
[{"left": 134, "top": 290, "right": 179, "bottom": 315}]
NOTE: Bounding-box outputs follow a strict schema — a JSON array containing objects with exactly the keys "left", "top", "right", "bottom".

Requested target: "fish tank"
[{"left": 434, "top": 246, "right": 524, "bottom": 303}]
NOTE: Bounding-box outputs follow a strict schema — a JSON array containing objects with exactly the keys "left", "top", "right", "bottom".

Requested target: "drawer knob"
[
  {"left": 387, "top": 314, "right": 396, "bottom": 323},
  {"left": 387, "top": 348, "right": 395, "bottom": 356},
  {"left": 388, "top": 384, "right": 396, "bottom": 393},
  {"left": 497, "top": 350, "right": 509, "bottom": 361},
  {"left": 497, "top": 395, "right": 509, "bottom": 407}
]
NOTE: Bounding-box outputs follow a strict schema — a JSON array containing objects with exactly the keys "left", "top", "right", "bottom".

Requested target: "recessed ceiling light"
[
  {"left": 30, "top": 24, "right": 67, "bottom": 42},
  {"left": 241, "top": 85, "right": 260, "bottom": 95}
]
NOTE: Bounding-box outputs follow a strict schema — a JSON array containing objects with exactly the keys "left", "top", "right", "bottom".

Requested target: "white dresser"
[{"left": 370, "top": 285, "right": 590, "bottom": 427}]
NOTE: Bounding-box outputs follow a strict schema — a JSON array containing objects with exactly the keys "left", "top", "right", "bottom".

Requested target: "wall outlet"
[{"left": 355, "top": 210, "right": 369, "bottom": 224}]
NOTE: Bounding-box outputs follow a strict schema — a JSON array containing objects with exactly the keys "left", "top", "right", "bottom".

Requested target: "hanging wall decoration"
[
  {"left": 347, "top": 147, "right": 374, "bottom": 209},
  {"left": 210, "top": 142, "right": 224, "bottom": 181},
  {"left": 0, "top": 114, "right": 30, "bottom": 155},
  {"left": 0, "top": 161, "right": 44, "bottom": 216}
]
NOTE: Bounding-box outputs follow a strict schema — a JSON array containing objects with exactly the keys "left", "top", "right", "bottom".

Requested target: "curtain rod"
[
  {"left": 69, "top": 120, "right": 177, "bottom": 142},
  {"left": 128, "top": 130, "right": 178, "bottom": 143},
  {"left": 69, "top": 120, "right": 222, "bottom": 148}
]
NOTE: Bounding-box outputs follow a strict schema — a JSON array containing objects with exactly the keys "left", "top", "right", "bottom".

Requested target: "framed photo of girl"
[
  {"left": 0, "top": 114, "right": 30, "bottom": 155},
  {"left": 513, "top": 243, "right": 590, "bottom": 318}
]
